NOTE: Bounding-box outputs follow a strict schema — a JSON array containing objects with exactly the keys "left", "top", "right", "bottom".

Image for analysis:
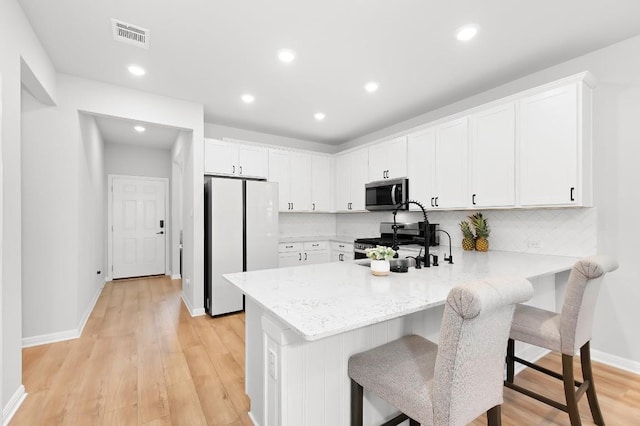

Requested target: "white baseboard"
[
  {"left": 180, "top": 293, "right": 206, "bottom": 317},
  {"left": 171, "top": 274, "right": 182, "bottom": 280},
  {"left": 22, "top": 282, "right": 104, "bottom": 348},
  {"left": 248, "top": 411, "right": 260, "bottom": 426},
  {"left": 3, "top": 385, "right": 26, "bottom": 426},
  {"left": 592, "top": 349, "right": 640, "bottom": 375}
]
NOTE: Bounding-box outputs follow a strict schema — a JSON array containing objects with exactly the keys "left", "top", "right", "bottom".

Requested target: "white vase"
[{"left": 370, "top": 259, "right": 390, "bottom": 276}]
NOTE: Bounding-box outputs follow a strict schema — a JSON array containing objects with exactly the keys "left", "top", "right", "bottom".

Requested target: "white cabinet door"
[
  {"left": 519, "top": 84, "right": 579, "bottom": 206},
  {"left": 311, "top": 155, "right": 332, "bottom": 212},
  {"left": 278, "top": 252, "right": 302, "bottom": 268},
  {"left": 350, "top": 148, "right": 369, "bottom": 211},
  {"left": 204, "top": 139, "right": 238, "bottom": 176},
  {"left": 407, "top": 128, "right": 436, "bottom": 210},
  {"left": 470, "top": 103, "right": 516, "bottom": 207},
  {"left": 334, "top": 153, "right": 351, "bottom": 211},
  {"left": 268, "top": 150, "right": 291, "bottom": 211},
  {"left": 434, "top": 118, "right": 469, "bottom": 209},
  {"left": 238, "top": 145, "right": 268, "bottom": 178},
  {"left": 368, "top": 136, "right": 407, "bottom": 181},
  {"left": 304, "top": 250, "right": 329, "bottom": 265},
  {"left": 289, "top": 152, "right": 312, "bottom": 211}
]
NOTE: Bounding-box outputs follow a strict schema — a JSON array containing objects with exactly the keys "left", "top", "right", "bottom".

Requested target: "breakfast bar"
[{"left": 224, "top": 248, "right": 580, "bottom": 426}]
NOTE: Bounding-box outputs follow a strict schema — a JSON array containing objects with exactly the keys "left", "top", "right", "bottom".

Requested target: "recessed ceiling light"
[
  {"left": 456, "top": 24, "right": 480, "bottom": 41},
  {"left": 128, "top": 64, "right": 146, "bottom": 76},
  {"left": 278, "top": 49, "right": 296, "bottom": 63},
  {"left": 134, "top": 125, "right": 146, "bottom": 132},
  {"left": 314, "top": 112, "right": 325, "bottom": 121},
  {"left": 241, "top": 94, "right": 255, "bottom": 104},
  {"left": 364, "top": 81, "right": 379, "bottom": 93}
]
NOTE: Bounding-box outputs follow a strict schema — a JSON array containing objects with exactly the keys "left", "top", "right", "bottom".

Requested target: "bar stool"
[
  {"left": 505, "top": 255, "right": 618, "bottom": 426},
  {"left": 348, "top": 277, "right": 534, "bottom": 426}
]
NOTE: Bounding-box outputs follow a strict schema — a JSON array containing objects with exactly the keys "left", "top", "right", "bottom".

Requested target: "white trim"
[
  {"left": 248, "top": 411, "right": 261, "bottom": 426},
  {"left": 22, "top": 282, "right": 104, "bottom": 348},
  {"left": 592, "top": 349, "right": 640, "bottom": 375},
  {"left": 2, "top": 385, "right": 26, "bottom": 426},
  {"left": 171, "top": 273, "right": 182, "bottom": 280},
  {"left": 180, "top": 293, "right": 206, "bottom": 317},
  {"left": 108, "top": 174, "right": 170, "bottom": 280}
]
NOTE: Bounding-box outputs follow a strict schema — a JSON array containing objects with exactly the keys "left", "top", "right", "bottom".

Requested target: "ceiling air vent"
[{"left": 111, "top": 18, "right": 149, "bottom": 49}]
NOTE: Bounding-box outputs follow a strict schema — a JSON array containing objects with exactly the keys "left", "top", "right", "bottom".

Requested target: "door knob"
[{"left": 156, "top": 231, "right": 164, "bottom": 235}]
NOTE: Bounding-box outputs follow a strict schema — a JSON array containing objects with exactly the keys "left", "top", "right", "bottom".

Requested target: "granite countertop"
[{"left": 224, "top": 248, "right": 579, "bottom": 341}]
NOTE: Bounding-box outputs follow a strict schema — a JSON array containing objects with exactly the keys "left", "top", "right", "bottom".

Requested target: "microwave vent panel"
[{"left": 111, "top": 19, "right": 149, "bottom": 49}]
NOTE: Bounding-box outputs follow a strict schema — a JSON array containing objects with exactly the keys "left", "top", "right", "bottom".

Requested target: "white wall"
[
  {"left": 104, "top": 144, "right": 172, "bottom": 178},
  {"left": 20, "top": 74, "right": 204, "bottom": 344},
  {"left": 1, "top": 0, "right": 56, "bottom": 414},
  {"left": 340, "top": 35, "right": 640, "bottom": 367},
  {"left": 77, "top": 114, "right": 105, "bottom": 332},
  {"left": 171, "top": 131, "right": 190, "bottom": 279},
  {"left": 204, "top": 122, "right": 334, "bottom": 154}
]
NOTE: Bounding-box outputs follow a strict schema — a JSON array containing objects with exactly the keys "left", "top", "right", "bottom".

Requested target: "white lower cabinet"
[
  {"left": 331, "top": 241, "right": 354, "bottom": 262},
  {"left": 278, "top": 241, "right": 329, "bottom": 267}
]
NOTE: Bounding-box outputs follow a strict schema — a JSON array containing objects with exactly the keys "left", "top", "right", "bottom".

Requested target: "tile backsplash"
[{"left": 281, "top": 208, "right": 597, "bottom": 258}]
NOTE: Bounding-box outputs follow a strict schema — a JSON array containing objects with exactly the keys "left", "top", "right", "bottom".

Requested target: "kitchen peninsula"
[{"left": 224, "top": 248, "right": 579, "bottom": 426}]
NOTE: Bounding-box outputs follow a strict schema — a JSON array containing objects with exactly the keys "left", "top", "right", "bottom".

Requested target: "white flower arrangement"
[{"left": 365, "top": 245, "right": 396, "bottom": 261}]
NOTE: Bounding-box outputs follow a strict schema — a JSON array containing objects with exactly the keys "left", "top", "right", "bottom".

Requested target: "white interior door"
[{"left": 112, "top": 176, "right": 167, "bottom": 279}]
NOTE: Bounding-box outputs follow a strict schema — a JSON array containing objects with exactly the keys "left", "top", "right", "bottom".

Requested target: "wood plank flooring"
[{"left": 11, "top": 276, "right": 640, "bottom": 425}]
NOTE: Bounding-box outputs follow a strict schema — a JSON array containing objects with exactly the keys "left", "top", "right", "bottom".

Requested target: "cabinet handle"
[
  {"left": 570, "top": 187, "right": 575, "bottom": 201},
  {"left": 312, "top": 243, "right": 319, "bottom": 247},
  {"left": 435, "top": 197, "right": 439, "bottom": 207},
  {"left": 312, "top": 203, "right": 316, "bottom": 211},
  {"left": 299, "top": 253, "right": 302, "bottom": 261},
  {"left": 339, "top": 244, "right": 345, "bottom": 248},
  {"left": 291, "top": 202, "right": 294, "bottom": 210},
  {"left": 239, "top": 165, "right": 243, "bottom": 175},
  {"left": 232, "top": 165, "right": 235, "bottom": 174},
  {"left": 339, "top": 253, "right": 343, "bottom": 261},
  {"left": 304, "top": 252, "right": 308, "bottom": 261},
  {"left": 472, "top": 194, "right": 476, "bottom": 205},
  {"left": 430, "top": 197, "right": 435, "bottom": 207}
]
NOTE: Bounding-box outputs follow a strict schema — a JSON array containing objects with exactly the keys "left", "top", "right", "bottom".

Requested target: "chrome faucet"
[{"left": 392, "top": 200, "right": 430, "bottom": 268}]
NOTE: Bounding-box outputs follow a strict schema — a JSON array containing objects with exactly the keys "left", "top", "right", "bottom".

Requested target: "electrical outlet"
[{"left": 268, "top": 349, "right": 277, "bottom": 379}]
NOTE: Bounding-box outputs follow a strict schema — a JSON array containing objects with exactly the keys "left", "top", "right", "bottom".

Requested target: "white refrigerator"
[{"left": 204, "top": 177, "right": 279, "bottom": 316}]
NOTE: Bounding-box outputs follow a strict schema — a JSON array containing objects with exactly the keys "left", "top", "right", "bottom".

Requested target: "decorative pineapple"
[
  {"left": 459, "top": 220, "right": 476, "bottom": 251},
  {"left": 470, "top": 212, "right": 490, "bottom": 252}
]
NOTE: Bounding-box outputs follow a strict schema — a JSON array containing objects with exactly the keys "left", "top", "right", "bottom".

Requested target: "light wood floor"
[{"left": 11, "top": 276, "right": 640, "bottom": 425}]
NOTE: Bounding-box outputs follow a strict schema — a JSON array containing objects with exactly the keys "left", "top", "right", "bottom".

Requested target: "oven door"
[{"left": 365, "top": 178, "right": 408, "bottom": 211}]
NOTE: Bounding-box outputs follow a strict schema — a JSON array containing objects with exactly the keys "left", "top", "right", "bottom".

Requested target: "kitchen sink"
[{"left": 355, "top": 257, "right": 416, "bottom": 270}]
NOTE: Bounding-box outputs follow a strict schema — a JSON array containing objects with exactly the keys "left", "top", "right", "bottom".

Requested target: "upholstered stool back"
[{"left": 434, "top": 277, "right": 534, "bottom": 425}]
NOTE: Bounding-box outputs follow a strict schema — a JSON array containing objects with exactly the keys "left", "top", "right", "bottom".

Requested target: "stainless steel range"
[{"left": 354, "top": 222, "right": 439, "bottom": 259}]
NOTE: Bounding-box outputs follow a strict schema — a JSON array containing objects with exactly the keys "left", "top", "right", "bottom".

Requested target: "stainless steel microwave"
[{"left": 365, "top": 178, "right": 409, "bottom": 211}]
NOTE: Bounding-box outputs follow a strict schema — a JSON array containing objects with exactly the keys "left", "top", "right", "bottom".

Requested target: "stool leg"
[
  {"left": 581, "top": 341, "right": 605, "bottom": 425},
  {"left": 562, "top": 354, "right": 582, "bottom": 426},
  {"left": 351, "top": 379, "right": 364, "bottom": 426},
  {"left": 409, "top": 419, "right": 420, "bottom": 426},
  {"left": 506, "top": 338, "right": 515, "bottom": 383},
  {"left": 487, "top": 405, "right": 502, "bottom": 426}
]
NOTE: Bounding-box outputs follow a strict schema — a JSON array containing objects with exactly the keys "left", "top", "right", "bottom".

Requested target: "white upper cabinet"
[
  {"left": 433, "top": 118, "right": 469, "bottom": 209},
  {"left": 311, "top": 155, "right": 333, "bottom": 212},
  {"left": 407, "top": 129, "right": 436, "bottom": 210},
  {"left": 269, "top": 150, "right": 313, "bottom": 212},
  {"left": 334, "top": 148, "right": 368, "bottom": 211},
  {"left": 203, "top": 139, "right": 268, "bottom": 178},
  {"left": 469, "top": 102, "right": 516, "bottom": 208},
  {"left": 518, "top": 82, "right": 590, "bottom": 206},
  {"left": 368, "top": 136, "right": 407, "bottom": 181}
]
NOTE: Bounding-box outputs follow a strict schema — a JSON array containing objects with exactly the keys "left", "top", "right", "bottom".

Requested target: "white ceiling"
[
  {"left": 93, "top": 115, "right": 180, "bottom": 149},
  {"left": 18, "top": 0, "right": 640, "bottom": 145}
]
